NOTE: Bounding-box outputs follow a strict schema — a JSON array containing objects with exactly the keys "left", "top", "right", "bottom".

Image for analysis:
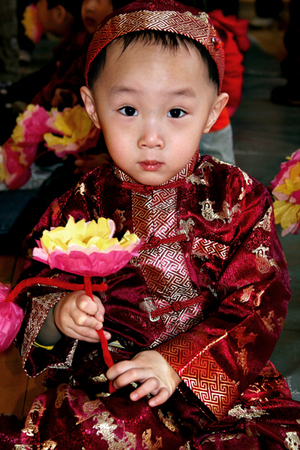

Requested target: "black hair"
[
  {"left": 46, "top": 0, "right": 83, "bottom": 21},
  {"left": 88, "top": 30, "right": 219, "bottom": 91}
]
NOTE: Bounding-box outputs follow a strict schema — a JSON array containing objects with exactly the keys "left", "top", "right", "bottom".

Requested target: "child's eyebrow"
[
  {"left": 168, "top": 88, "right": 196, "bottom": 98},
  {"left": 109, "top": 85, "right": 141, "bottom": 96},
  {"left": 109, "top": 85, "right": 196, "bottom": 98}
]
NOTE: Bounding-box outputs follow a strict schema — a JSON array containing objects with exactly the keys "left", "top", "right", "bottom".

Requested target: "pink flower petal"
[
  {"left": 270, "top": 149, "right": 300, "bottom": 192},
  {"left": 0, "top": 284, "right": 24, "bottom": 353},
  {"left": 47, "top": 247, "right": 141, "bottom": 277}
]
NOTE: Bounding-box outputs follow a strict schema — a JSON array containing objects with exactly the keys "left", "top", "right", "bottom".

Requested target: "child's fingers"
[
  {"left": 72, "top": 307, "right": 103, "bottom": 331},
  {"left": 106, "top": 360, "right": 136, "bottom": 383},
  {"left": 77, "top": 294, "right": 105, "bottom": 321},
  {"left": 129, "top": 377, "right": 159, "bottom": 401},
  {"left": 148, "top": 387, "right": 170, "bottom": 407},
  {"left": 65, "top": 326, "right": 101, "bottom": 343}
]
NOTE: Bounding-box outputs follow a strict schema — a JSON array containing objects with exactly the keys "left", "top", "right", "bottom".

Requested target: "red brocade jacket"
[{"left": 15, "top": 153, "right": 291, "bottom": 422}]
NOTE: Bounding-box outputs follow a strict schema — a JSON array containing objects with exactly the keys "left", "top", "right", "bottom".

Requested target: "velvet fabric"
[{"left": 1, "top": 154, "right": 300, "bottom": 449}]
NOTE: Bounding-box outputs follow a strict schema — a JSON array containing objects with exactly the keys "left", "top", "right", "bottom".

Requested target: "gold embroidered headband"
[{"left": 85, "top": 0, "right": 225, "bottom": 92}]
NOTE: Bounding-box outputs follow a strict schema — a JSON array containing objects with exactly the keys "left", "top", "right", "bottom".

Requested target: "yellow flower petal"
[
  {"left": 273, "top": 200, "right": 300, "bottom": 229},
  {"left": 119, "top": 230, "right": 140, "bottom": 247},
  {"left": 40, "top": 216, "right": 139, "bottom": 253}
]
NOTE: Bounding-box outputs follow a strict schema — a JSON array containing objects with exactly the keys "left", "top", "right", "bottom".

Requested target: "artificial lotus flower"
[
  {"left": 21, "top": 3, "right": 44, "bottom": 44},
  {"left": 33, "top": 216, "right": 142, "bottom": 277},
  {"left": 270, "top": 149, "right": 300, "bottom": 236},
  {"left": 44, "top": 105, "right": 100, "bottom": 158},
  {"left": 12, "top": 104, "right": 50, "bottom": 146}
]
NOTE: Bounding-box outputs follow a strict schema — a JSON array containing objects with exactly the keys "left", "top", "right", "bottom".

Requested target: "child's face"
[
  {"left": 36, "top": 0, "right": 58, "bottom": 34},
  {"left": 81, "top": 0, "right": 113, "bottom": 34},
  {"left": 82, "top": 39, "right": 228, "bottom": 186}
]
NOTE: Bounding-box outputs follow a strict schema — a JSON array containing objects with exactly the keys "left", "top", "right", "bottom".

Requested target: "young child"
[
  {"left": 2, "top": 0, "right": 300, "bottom": 448},
  {"left": 32, "top": 0, "right": 114, "bottom": 111},
  {"left": 0, "top": 0, "right": 84, "bottom": 113}
]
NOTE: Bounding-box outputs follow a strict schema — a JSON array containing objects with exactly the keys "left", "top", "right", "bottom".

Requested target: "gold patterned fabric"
[{"left": 6, "top": 154, "right": 300, "bottom": 448}]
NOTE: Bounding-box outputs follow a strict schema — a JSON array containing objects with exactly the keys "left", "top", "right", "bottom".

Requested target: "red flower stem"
[
  {"left": 4, "top": 277, "right": 108, "bottom": 303},
  {"left": 83, "top": 276, "right": 115, "bottom": 394},
  {"left": 83, "top": 276, "right": 114, "bottom": 366}
]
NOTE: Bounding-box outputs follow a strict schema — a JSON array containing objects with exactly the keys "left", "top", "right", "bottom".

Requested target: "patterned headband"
[{"left": 85, "top": 0, "right": 225, "bottom": 92}]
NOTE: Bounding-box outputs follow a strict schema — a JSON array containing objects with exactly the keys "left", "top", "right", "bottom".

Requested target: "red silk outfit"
[{"left": 2, "top": 153, "right": 300, "bottom": 449}]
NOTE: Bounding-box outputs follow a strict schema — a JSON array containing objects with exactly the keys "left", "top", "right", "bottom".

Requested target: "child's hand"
[
  {"left": 54, "top": 290, "right": 111, "bottom": 343},
  {"left": 106, "top": 350, "right": 181, "bottom": 407},
  {"left": 74, "top": 153, "right": 112, "bottom": 175}
]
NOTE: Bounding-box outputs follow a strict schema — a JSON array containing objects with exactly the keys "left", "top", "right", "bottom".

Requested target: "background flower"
[
  {"left": 0, "top": 284, "right": 24, "bottom": 353},
  {"left": 12, "top": 104, "right": 50, "bottom": 146},
  {"left": 270, "top": 149, "right": 300, "bottom": 236},
  {"left": 2, "top": 139, "right": 33, "bottom": 190},
  {"left": 21, "top": 4, "right": 44, "bottom": 44},
  {"left": 44, "top": 105, "right": 100, "bottom": 158}
]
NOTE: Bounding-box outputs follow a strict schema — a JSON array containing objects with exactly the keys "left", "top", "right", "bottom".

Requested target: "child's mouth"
[{"left": 139, "top": 161, "right": 163, "bottom": 171}]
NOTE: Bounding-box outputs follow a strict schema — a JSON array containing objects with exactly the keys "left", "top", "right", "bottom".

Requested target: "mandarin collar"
[{"left": 114, "top": 149, "right": 200, "bottom": 191}]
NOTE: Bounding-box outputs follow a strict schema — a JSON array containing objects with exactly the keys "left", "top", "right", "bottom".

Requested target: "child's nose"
[
  {"left": 137, "top": 119, "right": 164, "bottom": 150},
  {"left": 85, "top": 0, "right": 96, "bottom": 11}
]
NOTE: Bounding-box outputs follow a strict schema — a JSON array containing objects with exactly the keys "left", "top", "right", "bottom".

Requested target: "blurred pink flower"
[
  {"left": 21, "top": 4, "right": 44, "bottom": 44},
  {"left": 44, "top": 105, "right": 100, "bottom": 158},
  {"left": 2, "top": 138, "right": 33, "bottom": 190},
  {"left": 270, "top": 149, "right": 300, "bottom": 235},
  {"left": 12, "top": 104, "right": 50, "bottom": 146},
  {"left": 0, "top": 284, "right": 24, "bottom": 353}
]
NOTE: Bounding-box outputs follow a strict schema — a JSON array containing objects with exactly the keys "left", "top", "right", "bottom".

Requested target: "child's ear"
[
  {"left": 203, "top": 92, "right": 229, "bottom": 134},
  {"left": 53, "top": 5, "right": 67, "bottom": 25},
  {"left": 80, "top": 86, "right": 101, "bottom": 129}
]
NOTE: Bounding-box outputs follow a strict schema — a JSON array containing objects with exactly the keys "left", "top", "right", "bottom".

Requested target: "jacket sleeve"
[
  {"left": 156, "top": 170, "right": 291, "bottom": 421},
  {"left": 15, "top": 176, "right": 98, "bottom": 377}
]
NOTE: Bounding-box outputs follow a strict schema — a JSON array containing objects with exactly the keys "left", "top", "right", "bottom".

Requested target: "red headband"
[{"left": 85, "top": 0, "right": 225, "bottom": 92}]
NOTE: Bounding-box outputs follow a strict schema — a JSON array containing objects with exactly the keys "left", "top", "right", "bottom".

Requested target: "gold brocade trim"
[
  {"left": 87, "top": 10, "right": 224, "bottom": 89},
  {"left": 180, "top": 350, "right": 240, "bottom": 420},
  {"left": 55, "top": 384, "right": 68, "bottom": 409},
  {"left": 40, "top": 441, "right": 57, "bottom": 449},
  {"left": 284, "top": 432, "right": 300, "bottom": 450},
  {"left": 74, "top": 182, "right": 86, "bottom": 196},
  {"left": 199, "top": 199, "right": 240, "bottom": 223},
  {"left": 92, "top": 411, "right": 137, "bottom": 449},
  {"left": 158, "top": 333, "right": 240, "bottom": 420},
  {"left": 253, "top": 206, "right": 272, "bottom": 232},
  {"left": 157, "top": 409, "right": 179, "bottom": 432},
  {"left": 235, "top": 348, "right": 248, "bottom": 376},
  {"left": 22, "top": 399, "right": 46, "bottom": 437},
  {"left": 252, "top": 245, "right": 280, "bottom": 274},
  {"left": 257, "top": 310, "right": 276, "bottom": 333},
  {"left": 191, "top": 237, "right": 230, "bottom": 260},
  {"left": 202, "top": 433, "right": 244, "bottom": 443},
  {"left": 142, "top": 429, "right": 163, "bottom": 449},
  {"left": 90, "top": 373, "right": 108, "bottom": 383},
  {"left": 228, "top": 404, "right": 269, "bottom": 420}
]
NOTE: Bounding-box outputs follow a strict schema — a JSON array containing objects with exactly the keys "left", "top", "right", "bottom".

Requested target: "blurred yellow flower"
[
  {"left": 274, "top": 163, "right": 300, "bottom": 196},
  {"left": 273, "top": 200, "right": 300, "bottom": 235},
  {"left": 21, "top": 4, "right": 43, "bottom": 44},
  {"left": 44, "top": 105, "right": 99, "bottom": 157}
]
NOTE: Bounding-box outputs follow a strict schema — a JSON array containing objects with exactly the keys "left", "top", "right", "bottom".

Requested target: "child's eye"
[
  {"left": 119, "top": 106, "right": 137, "bottom": 116},
  {"left": 167, "top": 108, "right": 186, "bottom": 118}
]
